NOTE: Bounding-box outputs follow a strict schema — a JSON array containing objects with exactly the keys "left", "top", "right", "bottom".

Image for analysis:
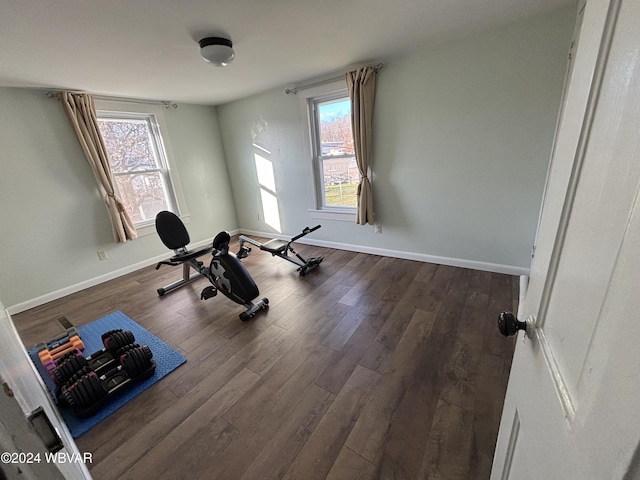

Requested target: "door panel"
[
  {"left": 546, "top": 101, "right": 640, "bottom": 399},
  {"left": 492, "top": 0, "right": 640, "bottom": 478},
  {"left": 576, "top": 187, "right": 640, "bottom": 479}
]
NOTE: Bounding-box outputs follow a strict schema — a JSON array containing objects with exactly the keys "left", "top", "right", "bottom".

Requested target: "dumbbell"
[
  {"left": 51, "top": 329, "right": 136, "bottom": 386},
  {"left": 37, "top": 328, "right": 85, "bottom": 367}
]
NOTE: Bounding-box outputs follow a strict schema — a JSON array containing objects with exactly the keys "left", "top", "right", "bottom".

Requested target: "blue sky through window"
[{"left": 319, "top": 99, "right": 350, "bottom": 121}]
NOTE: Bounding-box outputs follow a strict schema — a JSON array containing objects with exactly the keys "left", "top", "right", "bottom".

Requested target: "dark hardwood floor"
[{"left": 13, "top": 238, "right": 517, "bottom": 480}]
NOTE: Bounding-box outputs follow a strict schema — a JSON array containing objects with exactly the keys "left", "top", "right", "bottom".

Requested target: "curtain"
[
  {"left": 60, "top": 92, "right": 137, "bottom": 242},
  {"left": 346, "top": 66, "right": 376, "bottom": 225}
]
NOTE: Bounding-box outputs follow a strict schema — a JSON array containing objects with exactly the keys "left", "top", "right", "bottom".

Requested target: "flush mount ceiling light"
[{"left": 198, "top": 37, "right": 235, "bottom": 67}]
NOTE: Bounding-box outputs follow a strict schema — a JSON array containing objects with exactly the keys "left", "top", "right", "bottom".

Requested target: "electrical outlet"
[
  {"left": 375, "top": 224, "right": 382, "bottom": 234},
  {"left": 97, "top": 249, "right": 108, "bottom": 260},
  {"left": 256, "top": 214, "right": 260, "bottom": 221}
]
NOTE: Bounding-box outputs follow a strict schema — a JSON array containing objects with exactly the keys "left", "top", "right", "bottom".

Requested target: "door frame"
[{"left": 0, "top": 304, "right": 91, "bottom": 480}]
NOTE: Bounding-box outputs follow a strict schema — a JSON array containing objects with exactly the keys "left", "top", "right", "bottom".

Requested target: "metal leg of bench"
[{"left": 157, "top": 262, "right": 205, "bottom": 296}]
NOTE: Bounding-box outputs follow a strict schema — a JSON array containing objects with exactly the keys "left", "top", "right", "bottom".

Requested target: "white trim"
[
  {"left": 297, "top": 78, "right": 347, "bottom": 100},
  {"left": 0, "top": 306, "right": 92, "bottom": 479},
  {"left": 94, "top": 98, "right": 190, "bottom": 219},
  {"left": 7, "top": 227, "right": 526, "bottom": 315},
  {"left": 133, "top": 214, "right": 191, "bottom": 238},
  {"left": 5, "top": 231, "right": 239, "bottom": 315},
  {"left": 299, "top": 79, "right": 357, "bottom": 212},
  {"left": 500, "top": 410, "right": 521, "bottom": 480},
  {"left": 308, "top": 209, "right": 356, "bottom": 222},
  {"left": 536, "top": 328, "right": 576, "bottom": 422},
  {"left": 517, "top": 275, "right": 529, "bottom": 321},
  {"left": 239, "top": 228, "right": 529, "bottom": 276}
]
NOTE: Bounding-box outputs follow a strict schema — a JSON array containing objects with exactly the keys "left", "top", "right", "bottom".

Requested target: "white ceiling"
[{"left": 0, "top": 0, "right": 573, "bottom": 106}]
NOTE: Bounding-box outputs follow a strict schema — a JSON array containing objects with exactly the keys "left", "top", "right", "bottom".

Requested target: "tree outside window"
[
  {"left": 97, "top": 113, "right": 177, "bottom": 225},
  {"left": 311, "top": 95, "right": 360, "bottom": 209}
]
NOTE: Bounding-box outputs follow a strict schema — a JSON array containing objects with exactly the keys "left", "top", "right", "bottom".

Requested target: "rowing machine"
[{"left": 237, "top": 225, "right": 323, "bottom": 276}]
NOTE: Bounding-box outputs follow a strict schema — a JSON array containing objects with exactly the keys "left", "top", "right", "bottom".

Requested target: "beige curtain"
[
  {"left": 346, "top": 66, "right": 376, "bottom": 225},
  {"left": 60, "top": 92, "right": 137, "bottom": 242}
]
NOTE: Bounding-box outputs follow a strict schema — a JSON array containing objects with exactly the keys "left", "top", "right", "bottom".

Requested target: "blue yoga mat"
[{"left": 28, "top": 311, "right": 186, "bottom": 438}]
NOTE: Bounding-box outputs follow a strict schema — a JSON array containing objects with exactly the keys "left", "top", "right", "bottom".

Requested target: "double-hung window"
[
  {"left": 95, "top": 102, "right": 185, "bottom": 233},
  {"left": 303, "top": 81, "right": 359, "bottom": 219}
]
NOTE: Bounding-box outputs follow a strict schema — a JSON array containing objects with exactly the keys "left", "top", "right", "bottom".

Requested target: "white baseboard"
[
  {"left": 7, "top": 227, "right": 527, "bottom": 315},
  {"left": 4, "top": 234, "right": 233, "bottom": 316},
  {"left": 238, "top": 229, "right": 530, "bottom": 277},
  {"left": 6, "top": 256, "right": 165, "bottom": 316}
]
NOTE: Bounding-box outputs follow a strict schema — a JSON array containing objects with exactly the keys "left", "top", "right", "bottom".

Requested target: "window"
[
  {"left": 309, "top": 91, "right": 359, "bottom": 211},
  {"left": 96, "top": 111, "right": 178, "bottom": 227}
]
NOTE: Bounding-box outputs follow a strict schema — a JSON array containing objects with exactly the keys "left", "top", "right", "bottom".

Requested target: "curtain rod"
[
  {"left": 285, "top": 63, "right": 384, "bottom": 95},
  {"left": 46, "top": 91, "right": 178, "bottom": 109}
]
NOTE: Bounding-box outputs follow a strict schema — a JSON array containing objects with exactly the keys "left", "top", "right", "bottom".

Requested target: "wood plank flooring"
[{"left": 13, "top": 238, "right": 517, "bottom": 480}]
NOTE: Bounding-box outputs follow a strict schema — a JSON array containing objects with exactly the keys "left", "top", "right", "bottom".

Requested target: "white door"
[
  {"left": 0, "top": 304, "right": 91, "bottom": 480},
  {"left": 491, "top": 0, "right": 640, "bottom": 478}
]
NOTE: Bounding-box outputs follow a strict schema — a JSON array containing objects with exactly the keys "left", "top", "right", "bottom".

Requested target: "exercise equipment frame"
[
  {"left": 237, "top": 225, "right": 323, "bottom": 276},
  {"left": 155, "top": 211, "right": 268, "bottom": 321}
]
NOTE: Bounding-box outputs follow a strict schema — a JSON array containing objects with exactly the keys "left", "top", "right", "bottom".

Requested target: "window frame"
[
  {"left": 94, "top": 99, "right": 189, "bottom": 236},
  {"left": 299, "top": 80, "right": 357, "bottom": 222}
]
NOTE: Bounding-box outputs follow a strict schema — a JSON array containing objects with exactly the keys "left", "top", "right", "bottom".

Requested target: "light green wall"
[
  {"left": 0, "top": 88, "right": 236, "bottom": 309},
  {"left": 217, "top": 5, "right": 576, "bottom": 270},
  {"left": 0, "top": 5, "right": 576, "bottom": 311},
  {"left": 218, "top": 91, "right": 308, "bottom": 236},
  {"left": 162, "top": 103, "right": 238, "bottom": 235}
]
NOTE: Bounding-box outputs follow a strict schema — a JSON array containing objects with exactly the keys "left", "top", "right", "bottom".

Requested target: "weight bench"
[
  {"left": 154, "top": 212, "right": 214, "bottom": 297},
  {"left": 237, "top": 225, "right": 323, "bottom": 276}
]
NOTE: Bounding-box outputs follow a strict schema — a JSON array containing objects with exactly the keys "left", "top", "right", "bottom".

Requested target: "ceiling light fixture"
[{"left": 199, "top": 37, "right": 235, "bottom": 67}]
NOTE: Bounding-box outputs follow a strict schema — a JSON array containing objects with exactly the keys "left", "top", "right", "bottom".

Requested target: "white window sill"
[
  {"left": 309, "top": 209, "right": 356, "bottom": 222},
  {"left": 134, "top": 214, "right": 190, "bottom": 238}
]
